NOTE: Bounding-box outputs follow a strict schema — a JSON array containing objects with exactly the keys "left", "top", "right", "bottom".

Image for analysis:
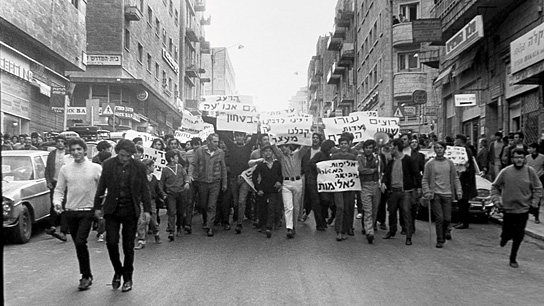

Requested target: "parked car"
[{"left": 2, "top": 150, "right": 51, "bottom": 243}]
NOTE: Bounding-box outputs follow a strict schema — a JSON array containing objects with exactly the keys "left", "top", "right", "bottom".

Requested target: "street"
[{"left": 4, "top": 214, "right": 544, "bottom": 306}]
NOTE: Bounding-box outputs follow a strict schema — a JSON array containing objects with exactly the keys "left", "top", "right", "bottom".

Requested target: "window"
[
  {"left": 398, "top": 52, "right": 420, "bottom": 71},
  {"left": 147, "top": 6, "right": 153, "bottom": 26},
  {"left": 373, "top": 65, "right": 378, "bottom": 85},
  {"left": 124, "top": 29, "right": 130, "bottom": 50},
  {"left": 138, "top": 0, "right": 144, "bottom": 11},
  {"left": 174, "top": 84, "right": 178, "bottom": 97},
  {"left": 373, "top": 22, "right": 378, "bottom": 42},
  {"left": 71, "top": 0, "right": 79, "bottom": 9},
  {"left": 169, "top": 0, "right": 173, "bottom": 15},
  {"left": 168, "top": 77, "right": 172, "bottom": 91},
  {"left": 174, "top": 46, "right": 178, "bottom": 62},
  {"left": 400, "top": 3, "right": 419, "bottom": 21},
  {"left": 169, "top": 38, "right": 173, "bottom": 54},
  {"left": 162, "top": 71, "right": 167, "bottom": 87},
  {"left": 147, "top": 54, "right": 152, "bottom": 72},
  {"left": 162, "top": 29, "right": 167, "bottom": 46},
  {"left": 137, "top": 43, "right": 143, "bottom": 63},
  {"left": 175, "top": 9, "right": 179, "bottom": 26},
  {"left": 155, "top": 63, "right": 160, "bottom": 79},
  {"left": 163, "top": 0, "right": 167, "bottom": 5},
  {"left": 33, "top": 156, "right": 46, "bottom": 179},
  {"left": 155, "top": 18, "right": 160, "bottom": 37}
]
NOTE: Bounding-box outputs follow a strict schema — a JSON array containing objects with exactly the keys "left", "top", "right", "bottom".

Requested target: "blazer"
[
  {"left": 44, "top": 149, "right": 62, "bottom": 185},
  {"left": 93, "top": 156, "right": 151, "bottom": 217},
  {"left": 383, "top": 154, "right": 421, "bottom": 191}
]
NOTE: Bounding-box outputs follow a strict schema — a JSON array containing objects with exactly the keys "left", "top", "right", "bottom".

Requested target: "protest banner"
[
  {"left": 425, "top": 145, "right": 469, "bottom": 171},
  {"left": 261, "top": 116, "right": 313, "bottom": 146},
  {"left": 316, "top": 160, "right": 361, "bottom": 192},
  {"left": 350, "top": 111, "right": 378, "bottom": 117},
  {"left": 201, "top": 95, "right": 254, "bottom": 104},
  {"left": 199, "top": 101, "right": 257, "bottom": 113},
  {"left": 181, "top": 109, "right": 205, "bottom": 132},
  {"left": 216, "top": 113, "right": 259, "bottom": 134},
  {"left": 240, "top": 165, "right": 257, "bottom": 192},
  {"left": 259, "top": 108, "right": 298, "bottom": 119},
  {"left": 323, "top": 115, "right": 400, "bottom": 143},
  {"left": 175, "top": 123, "right": 215, "bottom": 143},
  {"left": 142, "top": 147, "right": 167, "bottom": 179}
]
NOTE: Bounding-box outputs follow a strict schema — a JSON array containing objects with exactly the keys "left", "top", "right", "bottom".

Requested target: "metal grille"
[{"left": 521, "top": 91, "right": 540, "bottom": 145}]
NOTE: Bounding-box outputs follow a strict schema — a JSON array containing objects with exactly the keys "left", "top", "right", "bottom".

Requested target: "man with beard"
[{"left": 492, "top": 148, "right": 542, "bottom": 268}]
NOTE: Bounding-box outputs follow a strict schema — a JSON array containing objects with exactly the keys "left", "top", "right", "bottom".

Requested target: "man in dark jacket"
[
  {"left": 44, "top": 135, "right": 69, "bottom": 241},
  {"left": 453, "top": 134, "right": 478, "bottom": 229},
  {"left": 93, "top": 139, "right": 151, "bottom": 292}
]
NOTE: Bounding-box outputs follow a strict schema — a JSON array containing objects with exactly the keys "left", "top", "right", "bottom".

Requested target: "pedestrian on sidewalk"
[
  {"left": 53, "top": 137, "right": 102, "bottom": 290},
  {"left": 94, "top": 139, "right": 152, "bottom": 292},
  {"left": 421, "top": 141, "right": 462, "bottom": 248},
  {"left": 491, "top": 148, "right": 542, "bottom": 268}
]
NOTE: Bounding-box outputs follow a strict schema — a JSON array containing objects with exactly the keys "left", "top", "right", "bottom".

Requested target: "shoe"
[
  {"left": 362, "top": 228, "right": 366, "bottom": 235},
  {"left": 445, "top": 232, "right": 452, "bottom": 240},
  {"left": 97, "top": 234, "right": 105, "bottom": 242},
  {"left": 184, "top": 226, "right": 192, "bottom": 234},
  {"left": 147, "top": 230, "right": 153, "bottom": 235},
  {"left": 168, "top": 233, "right": 174, "bottom": 242},
  {"left": 154, "top": 235, "right": 161, "bottom": 244},
  {"left": 78, "top": 277, "right": 92, "bottom": 291},
  {"left": 383, "top": 232, "right": 395, "bottom": 239},
  {"left": 336, "top": 232, "right": 343, "bottom": 241},
  {"left": 207, "top": 229, "right": 214, "bottom": 237},
  {"left": 401, "top": 229, "right": 407, "bottom": 235},
  {"left": 347, "top": 228, "right": 354, "bottom": 236},
  {"left": 121, "top": 281, "right": 133, "bottom": 292},
  {"left": 45, "top": 227, "right": 56, "bottom": 235},
  {"left": 367, "top": 234, "right": 374, "bottom": 244},
  {"left": 316, "top": 226, "right": 325, "bottom": 231},
  {"left": 235, "top": 225, "right": 242, "bottom": 234},
  {"left": 536, "top": 219, "right": 541, "bottom": 224},
  {"left": 509, "top": 261, "right": 519, "bottom": 268},
  {"left": 286, "top": 229, "right": 294, "bottom": 239},
  {"left": 436, "top": 242, "right": 444, "bottom": 248},
  {"left": 454, "top": 224, "right": 469, "bottom": 229},
  {"left": 223, "top": 224, "right": 231, "bottom": 231},
  {"left": 405, "top": 238, "right": 412, "bottom": 245},
  {"left": 500, "top": 237, "right": 508, "bottom": 247},
  {"left": 380, "top": 223, "right": 387, "bottom": 230},
  {"left": 326, "top": 217, "right": 334, "bottom": 225},
  {"left": 176, "top": 227, "right": 182, "bottom": 237},
  {"left": 341, "top": 233, "right": 347, "bottom": 240},
  {"left": 356, "top": 213, "right": 363, "bottom": 219},
  {"left": 300, "top": 212, "right": 308, "bottom": 222},
  {"left": 134, "top": 241, "right": 145, "bottom": 250},
  {"left": 373, "top": 226, "right": 378, "bottom": 231},
  {"left": 265, "top": 229, "right": 272, "bottom": 238},
  {"left": 112, "top": 273, "right": 122, "bottom": 290},
  {"left": 51, "top": 231, "right": 67, "bottom": 242}
]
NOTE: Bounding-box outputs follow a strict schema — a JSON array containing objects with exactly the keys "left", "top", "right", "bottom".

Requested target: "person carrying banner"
[
  {"left": 382, "top": 138, "right": 420, "bottom": 245},
  {"left": 309, "top": 140, "right": 336, "bottom": 231}
]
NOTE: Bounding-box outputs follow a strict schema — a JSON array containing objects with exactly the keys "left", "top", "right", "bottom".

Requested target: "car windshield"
[{"left": 2, "top": 156, "right": 34, "bottom": 181}]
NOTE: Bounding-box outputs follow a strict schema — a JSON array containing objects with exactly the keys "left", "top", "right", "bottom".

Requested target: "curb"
[{"left": 489, "top": 214, "right": 544, "bottom": 242}]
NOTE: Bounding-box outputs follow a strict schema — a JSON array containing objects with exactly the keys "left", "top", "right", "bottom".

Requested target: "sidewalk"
[{"left": 489, "top": 205, "right": 544, "bottom": 241}]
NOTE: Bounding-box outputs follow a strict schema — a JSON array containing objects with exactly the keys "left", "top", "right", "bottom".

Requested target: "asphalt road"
[{"left": 4, "top": 213, "right": 544, "bottom": 306}]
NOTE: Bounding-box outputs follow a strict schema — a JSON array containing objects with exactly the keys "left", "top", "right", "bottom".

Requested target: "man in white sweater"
[{"left": 54, "top": 137, "right": 102, "bottom": 290}]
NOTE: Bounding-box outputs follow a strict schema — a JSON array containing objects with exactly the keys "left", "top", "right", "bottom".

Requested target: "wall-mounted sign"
[
  {"left": 412, "top": 90, "right": 427, "bottom": 105},
  {"left": 0, "top": 51, "right": 33, "bottom": 82},
  {"left": 446, "top": 15, "right": 484, "bottom": 60},
  {"left": 86, "top": 54, "right": 121, "bottom": 66},
  {"left": 136, "top": 90, "right": 148, "bottom": 101},
  {"left": 412, "top": 19, "right": 442, "bottom": 43},
  {"left": 511, "top": 21, "right": 544, "bottom": 75},
  {"left": 162, "top": 49, "right": 179, "bottom": 74},
  {"left": 454, "top": 94, "right": 477, "bottom": 107}
]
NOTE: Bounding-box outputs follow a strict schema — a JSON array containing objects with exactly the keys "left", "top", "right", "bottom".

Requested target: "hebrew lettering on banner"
[
  {"left": 175, "top": 123, "right": 215, "bottom": 144},
  {"left": 323, "top": 115, "right": 400, "bottom": 143},
  {"left": 216, "top": 113, "right": 258, "bottom": 134},
  {"left": 261, "top": 116, "right": 313, "bottom": 146},
  {"left": 240, "top": 165, "right": 257, "bottom": 192},
  {"left": 199, "top": 99, "right": 257, "bottom": 114},
  {"left": 259, "top": 108, "right": 298, "bottom": 120},
  {"left": 142, "top": 147, "right": 167, "bottom": 180},
  {"left": 316, "top": 160, "right": 362, "bottom": 193},
  {"left": 181, "top": 109, "right": 205, "bottom": 132},
  {"left": 425, "top": 146, "right": 469, "bottom": 172}
]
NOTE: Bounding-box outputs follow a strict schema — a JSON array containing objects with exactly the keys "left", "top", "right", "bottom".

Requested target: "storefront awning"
[{"left": 433, "top": 65, "right": 453, "bottom": 85}]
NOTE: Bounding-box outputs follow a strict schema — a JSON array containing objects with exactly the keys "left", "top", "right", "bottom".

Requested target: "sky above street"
[{"left": 205, "top": 0, "right": 337, "bottom": 111}]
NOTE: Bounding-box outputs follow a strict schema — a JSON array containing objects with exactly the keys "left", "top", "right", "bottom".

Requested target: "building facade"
[
  {"left": 289, "top": 87, "right": 309, "bottom": 115},
  {"left": 434, "top": 0, "right": 544, "bottom": 145},
  {"left": 201, "top": 46, "right": 237, "bottom": 97},
  {"left": 0, "top": 0, "right": 87, "bottom": 135}
]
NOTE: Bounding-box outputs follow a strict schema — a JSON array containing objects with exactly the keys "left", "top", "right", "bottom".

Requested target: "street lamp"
[{"left": 211, "top": 43, "right": 244, "bottom": 95}]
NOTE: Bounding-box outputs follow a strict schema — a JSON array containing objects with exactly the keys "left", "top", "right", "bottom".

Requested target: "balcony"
[
  {"left": 186, "top": 27, "right": 199, "bottom": 42},
  {"left": 332, "top": 24, "right": 347, "bottom": 38},
  {"left": 327, "top": 69, "right": 341, "bottom": 84},
  {"left": 195, "top": 0, "right": 206, "bottom": 11},
  {"left": 335, "top": 0, "right": 354, "bottom": 27},
  {"left": 339, "top": 85, "right": 354, "bottom": 107},
  {"left": 185, "top": 75, "right": 196, "bottom": 87},
  {"left": 200, "top": 77, "right": 210, "bottom": 83},
  {"left": 393, "top": 72, "right": 428, "bottom": 102},
  {"left": 392, "top": 22, "right": 417, "bottom": 48},
  {"left": 327, "top": 35, "right": 342, "bottom": 51},
  {"left": 331, "top": 62, "right": 345, "bottom": 75},
  {"left": 309, "top": 76, "right": 320, "bottom": 90},
  {"left": 185, "top": 65, "right": 199, "bottom": 78},
  {"left": 418, "top": 49, "right": 440, "bottom": 69},
  {"left": 124, "top": 3, "right": 142, "bottom": 21},
  {"left": 200, "top": 40, "right": 211, "bottom": 54},
  {"left": 339, "top": 43, "right": 355, "bottom": 67},
  {"left": 201, "top": 16, "right": 211, "bottom": 26},
  {"left": 431, "top": 0, "right": 517, "bottom": 41}
]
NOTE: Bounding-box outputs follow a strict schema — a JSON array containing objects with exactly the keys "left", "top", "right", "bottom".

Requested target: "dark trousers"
[
  {"left": 48, "top": 183, "right": 68, "bottom": 233},
  {"left": 64, "top": 211, "right": 93, "bottom": 278},
  {"left": 105, "top": 207, "right": 138, "bottom": 282},
  {"left": 502, "top": 212, "right": 529, "bottom": 262},
  {"left": 457, "top": 198, "right": 470, "bottom": 226},
  {"left": 197, "top": 181, "right": 221, "bottom": 229},
  {"left": 377, "top": 191, "right": 388, "bottom": 225},
  {"left": 333, "top": 191, "right": 355, "bottom": 233},
  {"left": 400, "top": 191, "right": 418, "bottom": 232},
  {"left": 387, "top": 190, "right": 413, "bottom": 238},
  {"left": 303, "top": 180, "right": 313, "bottom": 215},
  {"left": 431, "top": 194, "right": 452, "bottom": 243},
  {"left": 165, "top": 191, "right": 185, "bottom": 232},
  {"left": 308, "top": 181, "right": 329, "bottom": 229},
  {"left": 257, "top": 192, "right": 281, "bottom": 229}
]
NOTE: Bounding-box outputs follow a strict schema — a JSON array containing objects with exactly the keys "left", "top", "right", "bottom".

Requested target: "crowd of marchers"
[{"left": 3, "top": 128, "right": 543, "bottom": 292}]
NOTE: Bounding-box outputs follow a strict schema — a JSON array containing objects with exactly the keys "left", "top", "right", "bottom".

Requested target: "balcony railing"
[
  {"left": 392, "top": 22, "right": 416, "bottom": 48},
  {"left": 327, "top": 35, "right": 342, "bottom": 51},
  {"left": 124, "top": 3, "right": 142, "bottom": 21},
  {"left": 332, "top": 62, "right": 345, "bottom": 75},
  {"left": 195, "top": 0, "right": 206, "bottom": 11},
  {"left": 335, "top": 0, "right": 354, "bottom": 27},
  {"left": 339, "top": 43, "right": 355, "bottom": 66},
  {"left": 185, "top": 65, "right": 199, "bottom": 78},
  {"left": 327, "top": 69, "right": 341, "bottom": 84},
  {"left": 393, "top": 72, "right": 428, "bottom": 98},
  {"left": 332, "top": 24, "right": 347, "bottom": 38}
]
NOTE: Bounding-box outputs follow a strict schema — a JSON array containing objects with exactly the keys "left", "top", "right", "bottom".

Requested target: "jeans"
[
  {"left": 360, "top": 182, "right": 381, "bottom": 236},
  {"left": 137, "top": 200, "right": 159, "bottom": 241},
  {"left": 281, "top": 179, "right": 303, "bottom": 230},
  {"left": 431, "top": 194, "right": 452, "bottom": 243},
  {"left": 256, "top": 192, "right": 281, "bottom": 229},
  {"left": 387, "top": 190, "right": 413, "bottom": 238},
  {"left": 105, "top": 207, "right": 138, "bottom": 282},
  {"left": 333, "top": 191, "right": 355, "bottom": 233},
  {"left": 197, "top": 181, "right": 221, "bottom": 229},
  {"left": 502, "top": 212, "right": 529, "bottom": 262},
  {"left": 166, "top": 191, "right": 184, "bottom": 233},
  {"left": 64, "top": 211, "right": 93, "bottom": 278},
  {"left": 230, "top": 177, "right": 251, "bottom": 226}
]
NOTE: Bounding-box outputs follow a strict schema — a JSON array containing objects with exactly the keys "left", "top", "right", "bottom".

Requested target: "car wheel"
[{"left": 12, "top": 206, "right": 32, "bottom": 244}]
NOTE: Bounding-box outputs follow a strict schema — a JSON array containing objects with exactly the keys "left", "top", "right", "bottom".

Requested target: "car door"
[{"left": 27, "top": 155, "right": 50, "bottom": 221}]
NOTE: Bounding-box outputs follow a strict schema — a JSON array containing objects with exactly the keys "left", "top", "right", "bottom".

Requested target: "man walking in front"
[
  {"left": 94, "top": 139, "right": 151, "bottom": 292},
  {"left": 492, "top": 148, "right": 542, "bottom": 268},
  {"left": 53, "top": 137, "right": 102, "bottom": 290}
]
